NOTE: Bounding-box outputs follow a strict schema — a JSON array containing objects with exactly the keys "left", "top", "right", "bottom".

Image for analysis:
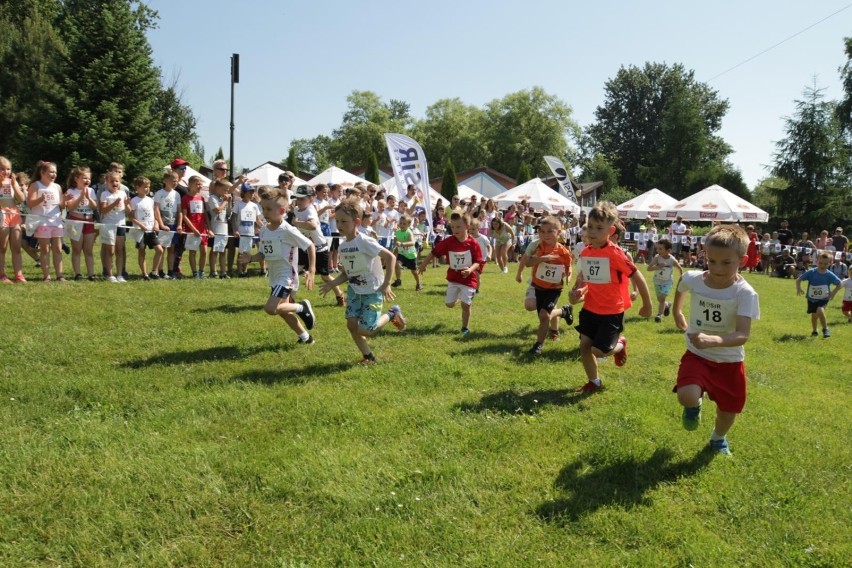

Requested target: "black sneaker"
[
  {"left": 529, "top": 342, "right": 543, "bottom": 355},
  {"left": 663, "top": 302, "right": 671, "bottom": 317},
  {"left": 560, "top": 305, "right": 574, "bottom": 325},
  {"left": 87, "top": 275, "right": 96, "bottom": 282},
  {"left": 149, "top": 272, "right": 159, "bottom": 280},
  {"left": 391, "top": 278, "right": 402, "bottom": 288},
  {"left": 74, "top": 274, "right": 83, "bottom": 281},
  {"left": 61, "top": 242, "right": 70, "bottom": 254},
  {"left": 220, "top": 273, "right": 230, "bottom": 279},
  {"left": 297, "top": 335, "right": 315, "bottom": 344},
  {"left": 297, "top": 299, "right": 315, "bottom": 330}
]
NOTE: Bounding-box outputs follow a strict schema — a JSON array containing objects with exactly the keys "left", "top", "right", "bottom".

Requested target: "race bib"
[
  {"left": 189, "top": 200, "right": 203, "bottom": 214},
  {"left": 240, "top": 207, "right": 256, "bottom": 223},
  {"left": 341, "top": 251, "right": 370, "bottom": 275},
  {"left": 807, "top": 285, "right": 829, "bottom": 301},
  {"left": 535, "top": 262, "right": 564, "bottom": 284},
  {"left": 774, "top": 243, "right": 782, "bottom": 253},
  {"left": 259, "top": 238, "right": 281, "bottom": 259},
  {"left": 0, "top": 181, "right": 12, "bottom": 198},
  {"left": 449, "top": 250, "right": 473, "bottom": 270},
  {"left": 691, "top": 293, "right": 737, "bottom": 334},
  {"left": 581, "top": 257, "right": 611, "bottom": 284},
  {"left": 42, "top": 190, "right": 59, "bottom": 206},
  {"left": 212, "top": 235, "right": 227, "bottom": 253},
  {"left": 655, "top": 266, "right": 674, "bottom": 282}
]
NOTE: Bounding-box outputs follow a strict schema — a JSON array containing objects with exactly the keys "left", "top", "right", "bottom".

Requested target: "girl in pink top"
[{"left": 26, "top": 161, "right": 65, "bottom": 282}]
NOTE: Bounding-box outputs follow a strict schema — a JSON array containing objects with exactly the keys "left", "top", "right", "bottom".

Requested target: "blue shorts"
[
  {"left": 167, "top": 224, "right": 181, "bottom": 246},
  {"left": 345, "top": 289, "right": 384, "bottom": 331},
  {"left": 654, "top": 281, "right": 673, "bottom": 297}
]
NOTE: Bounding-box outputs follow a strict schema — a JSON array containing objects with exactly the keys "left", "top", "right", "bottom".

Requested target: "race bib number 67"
[{"left": 582, "top": 257, "right": 611, "bottom": 284}]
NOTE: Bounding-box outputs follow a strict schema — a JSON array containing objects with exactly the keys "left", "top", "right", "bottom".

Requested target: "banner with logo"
[
  {"left": 543, "top": 156, "right": 579, "bottom": 205},
  {"left": 385, "top": 133, "right": 432, "bottom": 231}
]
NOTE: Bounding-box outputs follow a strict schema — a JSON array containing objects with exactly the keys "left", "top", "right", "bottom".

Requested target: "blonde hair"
[
  {"left": 133, "top": 176, "right": 150, "bottom": 189},
  {"left": 818, "top": 251, "right": 833, "bottom": 262},
  {"left": 539, "top": 215, "right": 562, "bottom": 230},
  {"left": 336, "top": 197, "right": 363, "bottom": 221},
  {"left": 259, "top": 187, "right": 288, "bottom": 204},
  {"left": 704, "top": 224, "right": 749, "bottom": 256},
  {"left": 587, "top": 201, "right": 619, "bottom": 225}
]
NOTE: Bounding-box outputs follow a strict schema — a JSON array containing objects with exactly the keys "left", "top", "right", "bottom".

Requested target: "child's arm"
[
  {"left": 26, "top": 183, "right": 43, "bottom": 208},
  {"left": 628, "top": 269, "right": 653, "bottom": 318},
  {"left": 182, "top": 206, "right": 200, "bottom": 235},
  {"left": 175, "top": 208, "right": 183, "bottom": 233},
  {"left": 688, "top": 316, "right": 752, "bottom": 350},
  {"left": 378, "top": 247, "right": 397, "bottom": 301},
  {"left": 515, "top": 254, "right": 529, "bottom": 283},
  {"left": 416, "top": 252, "right": 435, "bottom": 275},
  {"left": 153, "top": 203, "right": 166, "bottom": 231},
  {"left": 302, "top": 243, "right": 316, "bottom": 291},
  {"left": 320, "top": 268, "right": 348, "bottom": 295},
  {"left": 64, "top": 191, "right": 85, "bottom": 210},
  {"left": 11, "top": 177, "right": 24, "bottom": 203},
  {"left": 795, "top": 273, "right": 805, "bottom": 295},
  {"left": 673, "top": 257, "right": 684, "bottom": 277},
  {"left": 646, "top": 255, "right": 658, "bottom": 271},
  {"left": 672, "top": 283, "right": 688, "bottom": 330}
]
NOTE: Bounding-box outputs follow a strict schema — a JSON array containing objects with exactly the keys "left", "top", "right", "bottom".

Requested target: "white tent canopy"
[
  {"left": 457, "top": 184, "right": 487, "bottom": 202},
  {"left": 165, "top": 164, "right": 210, "bottom": 188},
  {"left": 244, "top": 162, "right": 309, "bottom": 188},
  {"left": 617, "top": 188, "right": 678, "bottom": 220},
  {"left": 308, "top": 166, "right": 368, "bottom": 188},
  {"left": 664, "top": 184, "right": 769, "bottom": 223},
  {"left": 492, "top": 177, "right": 581, "bottom": 214}
]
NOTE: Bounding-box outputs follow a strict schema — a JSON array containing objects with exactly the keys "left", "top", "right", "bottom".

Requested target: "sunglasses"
[
  {"left": 215, "top": 167, "right": 228, "bottom": 171},
  {"left": 176, "top": 166, "right": 187, "bottom": 171}
]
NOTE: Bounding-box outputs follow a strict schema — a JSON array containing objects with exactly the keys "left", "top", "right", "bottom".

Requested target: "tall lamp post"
[{"left": 229, "top": 53, "right": 239, "bottom": 182}]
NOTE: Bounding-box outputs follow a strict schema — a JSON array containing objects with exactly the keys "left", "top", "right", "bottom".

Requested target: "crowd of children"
[{"left": 4, "top": 157, "right": 852, "bottom": 457}]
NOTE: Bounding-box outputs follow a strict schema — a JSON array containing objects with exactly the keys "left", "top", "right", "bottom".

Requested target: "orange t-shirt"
[
  {"left": 579, "top": 240, "right": 637, "bottom": 315},
  {"left": 526, "top": 239, "right": 573, "bottom": 290}
]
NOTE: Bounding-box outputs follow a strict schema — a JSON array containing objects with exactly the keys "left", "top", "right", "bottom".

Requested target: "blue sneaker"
[
  {"left": 461, "top": 327, "right": 471, "bottom": 338},
  {"left": 682, "top": 401, "right": 702, "bottom": 431},
  {"left": 709, "top": 438, "right": 731, "bottom": 456}
]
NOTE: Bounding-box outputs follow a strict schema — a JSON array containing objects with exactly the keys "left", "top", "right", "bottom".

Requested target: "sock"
[
  {"left": 710, "top": 430, "right": 725, "bottom": 441},
  {"left": 298, "top": 331, "right": 310, "bottom": 342},
  {"left": 294, "top": 304, "right": 304, "bottom": 313},
  {"left": 591, "top": 377, "right": 602, "bottom": 386},
  {"left": 363, "top": 352, "right": 376, "bottom": 361}
]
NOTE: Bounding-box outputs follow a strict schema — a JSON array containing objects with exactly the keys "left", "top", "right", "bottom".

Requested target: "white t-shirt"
[
  {"left": 376, "top": 209, "right": 399, "bottom": 239},
  {"left": 677, "top": 270, "right": 760, "bottom": 363},
  {"left": 153, "top": 188, "right": 181, "bottom": 226},
  {"left": 475, "top": 234, "right": 491, "bottom": 261},
  {"left": 294, "top": 205, "right": 327, "bottom": 252},
  {"left": 31, "top": 181, "right": 63, "bottom": 226},
  {"left": 66, "top": 187, "right": 96, "bottom": 217},
  {"left": 840, "top": 277, "right": 852, "bottom": 302},
  {"left": 99, "top": 190, "right": 127, "bottom": 226},
  {"left": 259, "top": 222, "right": 312, "bottom": 291},
  {"left": 130, "top": 195, "right": 156, "bottom": 231},
  {"left": 207, "top": 194, "right": 229, "bottom": 235},
  {"left": 652, "top": 255, "right": 676, "bottom": 284},
  {"left": 338, "top": 232, "right": 386, "bottom": 295},
  {"left": 233, "top": 200, "right": 261, "bottom": 237},
  {"left": 314, "top": 197, "right": 330, "bottom": 224},
  {"left": 327, "top": 197, "right": 340, "bottom": 233}
]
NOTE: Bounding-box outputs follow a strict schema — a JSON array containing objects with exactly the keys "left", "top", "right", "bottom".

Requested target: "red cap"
[{"left": 170, "top": 158, "right": 189, "bottom": 168}]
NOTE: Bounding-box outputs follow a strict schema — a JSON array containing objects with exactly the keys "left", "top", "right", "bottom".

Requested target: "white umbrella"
[
  {"left": 492, "top": 177, "right": 581, "bottom": 214},
  {"left": 244, "top": 163, "right": 310, "bottom": 188},
  {"left": 308, "top": 166, "right": 368, "bottom": 188},
  {"left": 617, "top": 188, "right": 678, "bottom": 220},
  {"left": 664, "top": 184, "right": 769, "bottom": 223},
  {"left": 457, "top": 184, "right": 486, "bottom": 202}
]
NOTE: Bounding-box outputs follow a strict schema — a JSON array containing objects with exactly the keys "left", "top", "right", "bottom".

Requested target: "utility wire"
[{"left": 707, "top": 3, "right": 852, "bottom": 82}]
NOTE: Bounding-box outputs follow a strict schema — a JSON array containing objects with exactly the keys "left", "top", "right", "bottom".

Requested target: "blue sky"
[{"left": 146, "top": 0, "right": 851, "bottom": 188}]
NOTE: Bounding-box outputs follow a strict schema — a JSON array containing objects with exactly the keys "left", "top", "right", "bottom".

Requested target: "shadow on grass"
[
  {"left": 402, "top": 324, "right": 457, "bottom": 338},
  {"left": 536, "top": 447, "right": 715, "bottom": 523},
  {"left": 656, "top": 327, "right": 684, "bottom": 335},
  {"left": 229, "top": 362, "right": 352, "bottom": 386},
  {"left": 191, "top": 304, "right": 258, "bottom": 315},
  {"left": 775, "top": 333, "right": 811, "bottom": 342},
  {"left": 455, "top": 387, "right": 596, "bottom": 415},
  {"left": 121, "top": 344, "right": 280, "bottom": 369},
  {"left": 457, "top": 342, "right": 581, "bottom": 361}
]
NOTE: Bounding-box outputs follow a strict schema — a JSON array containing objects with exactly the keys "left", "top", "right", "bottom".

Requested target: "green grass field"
[{"left": 1, "top": 257, "right": 850, "bottom": 566}]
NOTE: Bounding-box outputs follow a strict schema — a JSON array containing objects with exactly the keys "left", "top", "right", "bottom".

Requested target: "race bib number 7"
[{"left": 341, "top": 251, "right": 370, "bottom": 275}]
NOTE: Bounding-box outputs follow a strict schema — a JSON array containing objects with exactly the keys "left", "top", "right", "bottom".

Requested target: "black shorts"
[
  {"left": 807, "top": 299, "right": 828, "bottom": 314},
  {"left": 398, "top": 255, "right": 417, "bottom": 271},
  {"left": 271, "top": 285, "right": 294, "bottom": 299},
  {"left": 330, "top": 232, "right": 341, "bottom": 252},
  {"left": 299, "top": 247, "right": 331, "bottom": 276},
  {"left": 116, "top": 227, "right": 126, "bottom": 238},
  {"left": 575, "top": 308, "right": 624, "bottom": 354},
  {"left": 136, "top": 232, "right": 159, "bottom": 250},
  {"left": 534, "top": 286, "right": 562, "bottom": 314}
]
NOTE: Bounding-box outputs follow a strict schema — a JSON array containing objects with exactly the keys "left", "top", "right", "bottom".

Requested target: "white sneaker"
[
  {"left": 502, "top": 266, "right": 509, "bottom": 273},
  {"left": 116, "top": 275, "right": 127, "bottom": 283},
  {"left": 107, "top": 276, "right": 118, "bottom": 283}
]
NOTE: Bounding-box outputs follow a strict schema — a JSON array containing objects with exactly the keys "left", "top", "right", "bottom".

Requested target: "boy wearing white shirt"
[
  {"left": 129, "top": 177, "right": 164, "bottom": 280},
  {"left": 293, "top": 185, "right": 342, "bottom": 305},
  {"left": 647, "top": 238, "right": 683, "bottom": 322},
  {"left": 153, "top": 171, "right": 182, "bottom": 279},
  {"left": 206, "top": 179, "right": 231, "bottom": 278},
  {"left": 239, "top": 188, "right": 317, "bottom": 344},
  {"left": 233, "top": 183, "right": 262, "bottom": 277},
  {"left": 673, "top": 224, "right": 760, "bottom": 456}
]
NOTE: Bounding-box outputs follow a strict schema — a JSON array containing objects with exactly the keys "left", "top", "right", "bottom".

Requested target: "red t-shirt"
[
  {"left": 579, "top": 240, "right": 637, "bottom": 315},
  {"left": 181, "top": 194, "right": 207, "bottom": 233},
  {"left": 432, "top": 235, "right": 484, "bottom": 288}
]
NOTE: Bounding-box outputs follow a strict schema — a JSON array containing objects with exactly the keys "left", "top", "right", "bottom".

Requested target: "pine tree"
[
  {"left": 441, "top": 158, "right": 458, "bottom": 200},
  {"left": 365, "top": 151, "right": 380, "bottom": 184}
]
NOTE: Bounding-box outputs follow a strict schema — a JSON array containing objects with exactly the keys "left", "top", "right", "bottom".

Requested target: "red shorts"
[
  {"left": 842, "top": 300, "right": 852, "bottom": 313},
  {"left": 67, "top": 214, "right": 95, "bottom": 235},
  {"left": 675, "top": 351, "right": 746, "bottom": 413}
]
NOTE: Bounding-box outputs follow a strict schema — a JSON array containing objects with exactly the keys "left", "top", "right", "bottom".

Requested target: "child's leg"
[
  {"left": 137, "top": 245, "right": 147, "bottom": 275},
  {"left": 0, "top": 228, "right": 8, "bottom": 276},
  {"left": 166, "top": 245, "right": 175, "bottom": 274},
  {"left": 394, "top": 261, "right": 402, "bottom": 282},
  {"left": 347, "top": 317, "right": 373, "bottom": 355},
  {"left": 9, "top": 226, "right": 23, "bottom": 277},
  {"left": 83, "top": 233, "right": 95, "bottom": 277},
  {"left": 811, "top": 311, "right": 819, "bottom": 332},
  {"left": 817, "top": 306, "right": 827, "bottom": 329},
  {"left": 713, "top": 410, "right": 736, "bottom": 438},
  {"left": 461, "top": 301, "right": 471, "bottom": 329},
  {"left": 410, "top": 268, "right": 420, "bottom": 289},
  {"left": 579, "top": 334, "right": 599, "bottom": 382},
  {"left": 188, "top": 250, "right": 197, "bottom": 273},
  {"left": 226, "top": 242, "right": 236, "bottom": 275},
  {"left": 536, "top": 309, "right": 551, "bottom": 343},
  {"left": 198, "top": 245, "right": 208, "bottom": 273},
  {"left": 657, "top": 294, "right": 667, "bottom": 315},
  {"left": 37, "top": 237, "right": 51, "bottom": 279},
  {"left": 115, "top": 236, "right": 125, "bottom": 276},
  {"left": 264, "top": 295, "right": 306, "bottom": 335},
  {"left": 50, "top": 236, "right": 63, "bottom": 278},
  {"left": 103, "top": 244, "right": 115, "bottom": 277},
  {"left": 152, "top": 245, "right": 164, "bottom": 274},
  {"left": 676, "top": 384, "right": 703, "bottom": 408},
  {"left": 219, "top": 249, "right": 226, "bottom": 274},
  {"left": 209, "top": 251, "right": 218, "bottom": 274}
]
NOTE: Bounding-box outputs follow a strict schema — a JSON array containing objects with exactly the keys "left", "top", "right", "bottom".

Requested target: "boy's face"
[
  {"left": 399, "top": 217, "right": 410, "bottom": 230},
  {"left": 816, "top": 256, "right": 831, "bottom": 271},
  {"left": 242, "top": 190, "right": 254, "bottom": 202},
  {"left": 655, "top": 243, "right": 670, "bottom": 256},
  {"left": 163, "top": 176, "right": 177, "bottom": 189},
  {"left": 539, "top": 224, "right": 559, "bottom": 244},
  {"left": 585, "top": 219, "right": 615, "bottom": 247},
  {"left": 335, "top": 210, "right": 358, "bottom": 238},
  {"left": 188, "top": 180, "right": 201, "bottom": 194},
  {"left": 296, "top": 196, "right": 310, "bottom": 211},
  {"left": 705, "top": 245, "right": 746, "bottom": 286},
  {"left": 136, "top": 183, "right": 150, "bottom": 196},
  {"left": 261, "top": 199, "right": 285, "bottom": 222},
  {"left": 450, "top": 218, "right": 469, "bottom": 240}
]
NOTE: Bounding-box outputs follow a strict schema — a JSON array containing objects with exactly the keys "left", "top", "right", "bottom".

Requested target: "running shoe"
[
  {"left": 709, "top": 438, "right": 731, "bottom": 456},
  {"left": 389, "top": 305, "right": 407, "bottom": 331},
  {"left": 682, "top": 401, "right": 702, "bottom": 431},
  {"left": 297, "top": 300, "right": 315, "bottom": 330},
  {"left": 613, "top": 336, "right": 628, "bottom": 367}
]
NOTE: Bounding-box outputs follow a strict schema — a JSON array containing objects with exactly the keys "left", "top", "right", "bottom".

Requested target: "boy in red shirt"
[
  {"left": 417, "top": 211, "right": 484, "bottom": 337},
  {"left": 515, "top": 215, "right": 574, "bottom": 354},
  {"left": 181, "top": 176, "right": 210, "bottom": 278},
  {"left": 570, "top": 201, "right": 652, "bottom": 392}
]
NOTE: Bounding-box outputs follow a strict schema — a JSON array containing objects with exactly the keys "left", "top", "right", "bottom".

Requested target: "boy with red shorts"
[
  {"left": 673, "top": 224, "right": 760, "bottom": 456},
  {"left": 181, "top": 176, "right": 209, "bottom": 278}
]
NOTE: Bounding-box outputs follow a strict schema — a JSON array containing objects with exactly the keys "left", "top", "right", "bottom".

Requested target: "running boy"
[
  {"left": 673, "top": 224, "right": 760, "bottom": 456},
  {"left": 239, "top": 188, "right": 317, "bottom": 344},
  {"left": 515, "top": 215, "right": 574, "bottom": 355},
  {"left": 417, "top": 211, "right": 484, "bottom": 338},
  {"left": 320, "top": 198, "right": 406, "bottom": 364},
  {"left": 570, "top": 201, "right": 652, "bottom": 393},
  {"left": 797, "top": 251, "right": 842, "bottom": 337},
  {"left": 647, "top": 238, "right": 683, "bottom": 322},
  {"left": 392, "top": 214, "right": 421, "bottom": 290}
]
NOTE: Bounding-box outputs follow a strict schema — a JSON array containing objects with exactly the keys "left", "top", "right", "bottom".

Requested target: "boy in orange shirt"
[
  {"left": 570, "top": 201, "right": 652, "bottom": 392},
  {"left": 515, "top": 215, "right": 574, "bottom": 354}
]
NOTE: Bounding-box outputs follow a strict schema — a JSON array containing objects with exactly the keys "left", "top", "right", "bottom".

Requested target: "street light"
[{"left": 229, "top": 53, "right": 239, "bottom": 183}]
